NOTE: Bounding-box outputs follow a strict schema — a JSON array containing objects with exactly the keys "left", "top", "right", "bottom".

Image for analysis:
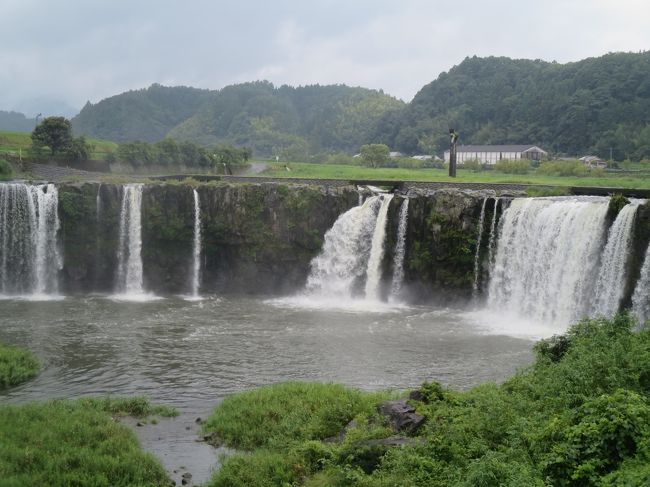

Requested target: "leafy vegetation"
[
  {"left": 0, "top": 341, "right": 40, "bottom": 389},
  {"left": 0, "top": 158, "right": 13, "bottom": 180},
  {"left": 203, "top": 315, "right": 650, "bottom": 486},
  {"left": 0, "top": 397, "right": 176, "bottom": 486}
]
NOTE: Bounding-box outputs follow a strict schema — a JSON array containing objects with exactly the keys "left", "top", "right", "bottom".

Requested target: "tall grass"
[
  {"left": 0, "top": 341, "right": 40, "bottom": 389},
  {"left": 0, "top": 397, "right": 175, "bottom": 486}
]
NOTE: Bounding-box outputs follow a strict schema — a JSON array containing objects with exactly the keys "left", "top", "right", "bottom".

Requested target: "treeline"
[
  {"left": 108, "top": 138, "right": 252, "bottom": 169},
  {"left": 70, "top": 52, "right": 650, "bottom": 161},
  {"left": 381, "top": 52, "right": 650, "bottom": 160},
  {"left": 72, "top": 82, "right": 404, "bottom": 157}
]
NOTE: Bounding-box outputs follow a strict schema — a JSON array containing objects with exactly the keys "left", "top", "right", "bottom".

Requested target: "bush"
[
  {"left": 493, "top": 159, "right": 532, "bottom": 174},
  {"left": 538, "top": 160, "right": 589, "bottom": 177},
  {"left": 0, "top": 341, "right": 40, "bottom": 389},
  {"left": 460, "top": 158, "right": 484, "bottom": 172},
  {"left": 0, "top": 158, "right": 13, "bottom": 178}
]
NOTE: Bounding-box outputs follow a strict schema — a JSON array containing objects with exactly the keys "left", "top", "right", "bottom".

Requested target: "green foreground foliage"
[
  {"left": 0, "top": 396, "right": 177, "bottom": 486},
  {"left": 204, "top": 315, "right": 650, "bottom": 486},
  {"left": 0, "top": 341, "right": 39, "bottom": 389}
]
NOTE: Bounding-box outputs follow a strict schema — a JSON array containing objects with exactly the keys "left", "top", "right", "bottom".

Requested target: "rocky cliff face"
[{"left": 57, "top": 182, "right": 360, "bottom": 296}]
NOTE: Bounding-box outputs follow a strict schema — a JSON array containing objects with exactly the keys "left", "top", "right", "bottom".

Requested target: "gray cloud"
[{"left": 1, "top": 0, "right": 649, "bottom": 115}]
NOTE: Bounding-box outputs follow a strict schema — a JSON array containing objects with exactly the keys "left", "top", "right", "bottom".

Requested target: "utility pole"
[{"left": 449, "top": 129, "right": 459, "bottom": 178}]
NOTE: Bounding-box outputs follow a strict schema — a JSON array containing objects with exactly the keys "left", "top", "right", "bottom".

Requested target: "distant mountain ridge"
[{"left": 71, "top": 51, "right": 650, "bottom": 159}]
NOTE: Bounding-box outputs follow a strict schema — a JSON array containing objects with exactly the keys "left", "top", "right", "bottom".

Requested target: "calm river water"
[
  {"left": 0, "top": 295, "right": 537, "bottom": 410},
  {"left": 0, "top": 295, "right": 540, "bottom": 482}
]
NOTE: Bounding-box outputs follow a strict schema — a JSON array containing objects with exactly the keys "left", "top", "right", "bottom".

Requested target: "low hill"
[
  {"left": 72, "top": 84, "right": 212, "bottom": 143},
  {"left": 381, "top": 52, "right": 650, "bottom": 160},
  {"left": 72, "top": 82, "right": 404, "bottom": 156}
]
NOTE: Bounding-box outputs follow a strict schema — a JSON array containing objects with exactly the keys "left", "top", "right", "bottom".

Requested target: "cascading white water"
[
  {"left": 632, "top": 242, "right": 650, "bottom": 326},
  {"left": 0, "top": 183, "right": 62, "bottom": 296},
  {"left": 364, "top": 194, "right": 394, "bottom": 300},
  {"left": 306, "top": 195, "right": 383, "bottom": 299},
  {"left": 487, "top": 196, "right": 610, "bottom": 326},
  {"left": 472, "top": 197, "right": 488, "bottom": 296},
  {"left": 116, "top": 184, "right": 145, "bottom": 295},
  {"left": 486, "top": 197, "right": 500, "bottom": 268},
  {"left": 592, "top": 200, "right": 645, "bottom": 317},
  {"left": 389, "top": 198, "right": 409, "bottom": 300},
  {"left": 190, "top": 188, "right": 202, "bottom": 298}
]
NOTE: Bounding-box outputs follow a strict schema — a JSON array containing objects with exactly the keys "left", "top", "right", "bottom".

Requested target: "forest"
[{"left": 59, "top": 51, "right": 650, "bottom": 161}]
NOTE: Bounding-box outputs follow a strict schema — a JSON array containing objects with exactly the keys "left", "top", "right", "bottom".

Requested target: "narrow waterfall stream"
[
  {"left": 632, "top": 242, "right": 650, "bottom": 325},
  {"left": 115, "top": 184, "right": 146, "bottom": 298},
  {"left": 189, "top": 188, "right": 202, "bottom": 299},
  {"left": 472, "top": 197, "right": 488, "bottom": 296},
  {"left": 592, "top": 200, "right": 645, "bottom": 316},
  {"left": 364, "top": 194, "right": 394, "bottom": 300},
  {"left": 389, "top": 198, "right": 409, "bottom": 301}
]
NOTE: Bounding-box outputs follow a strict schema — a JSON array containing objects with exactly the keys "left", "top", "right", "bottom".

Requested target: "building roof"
[{"left": 450, "top": 145, "right": 547, "bottom": 154}]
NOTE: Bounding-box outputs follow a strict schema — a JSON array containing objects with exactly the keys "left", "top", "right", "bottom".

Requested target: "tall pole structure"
[{"left": 449, "top": 128, "right": 459, "bottom": 178}]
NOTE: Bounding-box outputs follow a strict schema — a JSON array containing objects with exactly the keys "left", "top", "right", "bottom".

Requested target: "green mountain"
[
  {"left": 71, "top": 52, "right": 650, "bottom": 160},
  {"left": 72, "top": 84, "right": 212, "bottom": 143},
  {"left": 72, "top": 81, "right": 404, "bottom": 156},
  {"left": 382, "top": 52, "right": 650, "bottom": 160}
]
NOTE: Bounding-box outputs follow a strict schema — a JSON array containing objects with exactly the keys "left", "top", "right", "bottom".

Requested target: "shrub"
[
  {"left": 493, "top": 159, "right": 532, "bottom": 174},
  {"left": 460, "top": 158, "right": 484, "bottom": 172},
  {"left": 0, "top": 158, "right": 13, "bottom": 178},
  {"left": 538, "top": 160, "right": 589, "bottom": 177}
]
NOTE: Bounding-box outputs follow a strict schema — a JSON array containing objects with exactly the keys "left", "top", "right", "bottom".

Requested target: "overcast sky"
[{"left": 2, "top": 0, "right": 649, "bottom": 115}]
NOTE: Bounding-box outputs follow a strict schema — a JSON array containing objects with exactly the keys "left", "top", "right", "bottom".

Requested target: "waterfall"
[
  {"left": 306, "top": 195, "right": 383, "bottom": 299},
  {"left": 472, "top": 197, "right": 489, "bottom": 296},
  {"left": 364, "top": 194, "right": 394, "bottom": 300},
  {"left": 190, "top": 188, "right": 202, "bottom": 298},
  {"left": 389, "top": 198, "right": 409, "bottom": 300},
  {"left": 487, "top": 196, "right": 610, "bottom": 326},
  {"left": 592, "top": 200, "right": 644, "bottom": 317},
  {"left": 486, "top": 197, "right": 500, "bottom": 269},
  {"left": 0, "top": 183, "right": 62, "bottom": 297},
  {"left": 116, "top": 184, "right": 145, "bottom": 295},
  {"left": 632, "top": 242, "right": 650, "bottom": 326}
]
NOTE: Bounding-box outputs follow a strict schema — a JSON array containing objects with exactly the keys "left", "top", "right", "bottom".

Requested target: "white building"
[{"left": 443, "top": 145, "right": 548, "bottom": 165}]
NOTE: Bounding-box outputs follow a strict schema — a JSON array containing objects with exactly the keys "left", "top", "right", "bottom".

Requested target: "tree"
[
  {"left": 31, "top": 117, "right": 73, "bottom": 157},
  {"left": 359, "top": 143, "right": 390, "bottom": 168},
  {"left": 65, "top": 136, "right": 93, "bottom": 163}
]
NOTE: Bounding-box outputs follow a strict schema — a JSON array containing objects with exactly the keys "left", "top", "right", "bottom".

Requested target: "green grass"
[
  {"left": 261, "top": 162, "right": 650, "bottom": 189},
  {"left": 0, "top": 397, "right": 176, "bottom": 486},
  {"left": 204, "top": 315, "right": 650, "bottom": 486},
  {"left": 0, "top": 130, "right": 118, "bottom": 160},
  {"left": 0, "top": 342, "right": 40, "bottom": 389}
]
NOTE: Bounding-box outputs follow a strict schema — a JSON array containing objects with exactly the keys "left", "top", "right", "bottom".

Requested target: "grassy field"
[
  {"left": 0, "top": 130, "right": 118, "bottom": 160},
  {"left": 261, "top": 162, "right": 650, "bottom": 189}
]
